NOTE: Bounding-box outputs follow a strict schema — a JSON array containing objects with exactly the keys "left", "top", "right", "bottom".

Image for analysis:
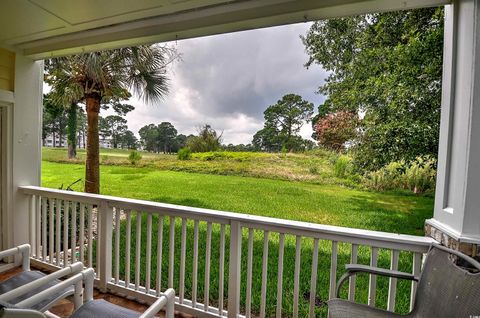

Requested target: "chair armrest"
[
  {"left": 139, "top": 288, "right": 175, "bottom": 318},
  {"left": 0, "top": 245, "right": 31, "bottom": 272},
  {"left": 15, "top": 268, "right": 95, "bottom": 310},
  {"left": 0, "top": 262, "right": 84, "bottom": 303},
  {"left": 336, "top": 264, "right": 419, "bottom": 298},
  {"left": 345, "top": 264, "right": 418, "bottom": 280}
]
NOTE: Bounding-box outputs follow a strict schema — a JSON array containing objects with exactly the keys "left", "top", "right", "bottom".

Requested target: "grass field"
[
  {"left": 41, "top": 148, "right": 434, "bottom": 317},
  {"left": 42, "top": 147, "right": 347, "bottom": 185}
]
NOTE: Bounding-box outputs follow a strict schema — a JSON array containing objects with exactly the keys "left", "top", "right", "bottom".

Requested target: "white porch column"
[
  {"left": 8, "top": 55, "right": 43, "bottom": 248},
  {"left": 427, "top": 0, "right": 480, "bottom": 254}
]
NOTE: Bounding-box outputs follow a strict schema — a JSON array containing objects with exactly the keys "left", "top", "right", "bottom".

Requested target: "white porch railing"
[{"left": 20, "top": 185, "right": 435, "bottom": 318}]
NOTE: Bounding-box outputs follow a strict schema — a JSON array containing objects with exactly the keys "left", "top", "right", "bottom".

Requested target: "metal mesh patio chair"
[
  {"left": 328, "top": 244, "right": 480, "bottom": 318},
  {"left": 0, "top": 244, "right": 82, "bottom": 312}
]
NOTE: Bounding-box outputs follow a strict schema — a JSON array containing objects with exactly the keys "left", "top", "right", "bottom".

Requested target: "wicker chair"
[{"left": 328, "top": 244, "right": 480, "bottom": 318}]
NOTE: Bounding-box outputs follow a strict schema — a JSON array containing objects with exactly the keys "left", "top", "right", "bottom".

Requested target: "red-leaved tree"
[{"left": 314, "top": 111, "right": 359, "bottom": 151}]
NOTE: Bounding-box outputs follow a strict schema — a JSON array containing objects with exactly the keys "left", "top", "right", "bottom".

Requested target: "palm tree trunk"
[
  {"left": 85, "top": 95, "right": 101, "bottom": 194},
  {"left": 67, "top": 103, "right": 78, "bottom": 159}
]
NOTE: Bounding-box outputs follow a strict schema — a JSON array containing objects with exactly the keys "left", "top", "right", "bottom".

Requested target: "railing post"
[
  {"left": 227, "top": 221, "right": 242, "bottom": 318},
  {"left": 98, "top": 200, "right": 113, "bottom": 292}
]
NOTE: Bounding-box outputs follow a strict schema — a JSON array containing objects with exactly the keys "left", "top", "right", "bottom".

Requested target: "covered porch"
[{"left": 1, "top": 0, "right": 479, "bottom": 317}]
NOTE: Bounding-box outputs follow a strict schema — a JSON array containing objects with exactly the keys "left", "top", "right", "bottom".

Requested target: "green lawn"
[
  {"left": 42, "top": 161, "right": 432, "bottom": 235},
  {"left": 41, "top": 151, "right": 434, "bottom": 317}
]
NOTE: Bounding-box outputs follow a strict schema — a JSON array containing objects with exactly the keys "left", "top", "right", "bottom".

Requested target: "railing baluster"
[
  {"left": 227, "top": 221, "right": 242, "bottom": 318},
  {"left": 245, "top": 228, "right": 254, "bottom": 318},
  {"left": 218, "top": 224, "right": 226, "bottom": 316},
  {"left": 309, "top": 238, "right": 319, "bottom": 318},
  {"left": 41, "top": 197, "right": 47, "bottom": 261},
  {"left": 276, "top": 233, "right": 285, "bottom": 318},
  {"left": 204, "top": 222, "right": 212, "bottom": 312},
  {"left": 329, "top": 241, "right": 338, "bottom": 300},
  {"left": 168, "top": 216, "right": 175, "bottom": 289},
  {"left": 156, "top": 216, "right": 164, "bottom": 296},
  {"left": 125, "top": 210, "right": 132, "bottom": 288},
  {"left": 29, "top": 195, "right": 35, "bottom": 256},
  {"left": 260, "top": 231, "right": 269, "bottom": 318},
  {"left": 114, "top": 208, "right": 121, "bottom": 284},
  {"left": 192, "top": 220, "right": 199, "bottom": 307},
  {"left": 145, "top": 213, "right": 152, "bottom": 294},
  {"left": 35, "top": 196, "right": 41, "bottom": 258},
  {"left": 96, "top": 206, "right": 101, "bottom": 276},
  {"left": 63, "top": 201, "right": 70, "bottom": 266},
  {"left": 293, "top": 235, "right": 301, "bottom": 318},
  {"left": 48, "top": 198, "right": 54, "bottom": 264},
  {"left": 349, "top": 244, "right": 358, "bottom": 301},
  {"left": 71, "top": 201, "right": 77, "bottom": 263},
  {"left": 55, "top": 199, "right": 61, "bottom": 266},
  {"left": 368, "top": 247, "right": 379, "bottom": 306},
  {"left": 410, "top": 252, "right": 422, "bottom": 311},
  {"left": 135, "top": 211, "right": 142, "bottom": 290},
  {"left": 63, "top": 201, "right": 71, "bottom": 266},
  {"left": 79, "top": 203, "right": 85, "bottom": 264},
  {"left": 179, "top": 218, "right": 187, "bottom": 303},
  {"left": 88, "top": 205, "right": 93, "bottom": 269},
  {"left": 388, "top": 249, "right": 400, "bottom": 312}
]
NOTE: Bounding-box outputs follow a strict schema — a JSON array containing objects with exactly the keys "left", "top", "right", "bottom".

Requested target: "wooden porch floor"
[{"left": 0, "top": 267, "right": 192, "bottom": 318}]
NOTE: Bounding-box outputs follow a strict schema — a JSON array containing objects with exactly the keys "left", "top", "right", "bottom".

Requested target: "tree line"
[
  {"left": 138, "top": 123, "right": 225, "bottom": 153},
  {"left": 43, "top": 93, "right": 139, "bottom": 151}
]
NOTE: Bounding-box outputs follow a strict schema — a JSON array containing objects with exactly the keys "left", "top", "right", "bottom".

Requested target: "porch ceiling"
[{"left": 0, "top": 0, "right": 450, "bottom": 59}]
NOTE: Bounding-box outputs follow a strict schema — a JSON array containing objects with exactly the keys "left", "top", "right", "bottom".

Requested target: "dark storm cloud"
[{"left": 128, "top": 22, "right": 327, "bottom": 144}]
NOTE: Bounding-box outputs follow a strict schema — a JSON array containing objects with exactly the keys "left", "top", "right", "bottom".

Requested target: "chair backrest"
[{"left": 412, "top": 244, "right": 480, "bottom": 318}]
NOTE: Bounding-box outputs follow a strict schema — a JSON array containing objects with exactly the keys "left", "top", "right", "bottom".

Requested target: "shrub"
[
  {"left": 128, "top": 150, "right": 142, "bottom": 165},
  {"left": 308, "top": 164, "right": 319, "bottom": 175},
  {"left": 177, "top": 147, "right": 192, "bottom": 160},
  {"left": 328, "top": 152, "right": 340, "bottom": 165},
  {"left": 186, "top": 125, "right": 222, "bottom": 152},
  {"left": 364, "top": 156, "right": 436, "bottom": 194},
  {"left": 334, "top": 155, "right": 353, "bottom": 178},
  {"left": 403, "top": 156, "right": 436, "bottom": 194}
]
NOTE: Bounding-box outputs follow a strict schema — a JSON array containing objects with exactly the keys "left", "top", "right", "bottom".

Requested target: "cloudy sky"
[{"left": 110, "top": 22, "right": 328, "bottom": 144}]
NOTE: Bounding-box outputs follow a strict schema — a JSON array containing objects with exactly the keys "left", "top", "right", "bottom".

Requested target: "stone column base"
[{"left": 425, "top": 223, "right": 480, "bottom": 259}]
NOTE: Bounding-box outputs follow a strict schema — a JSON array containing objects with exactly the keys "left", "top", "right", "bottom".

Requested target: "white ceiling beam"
[{"left": 17, "top": 0, "right": 450, "bottom": 59}]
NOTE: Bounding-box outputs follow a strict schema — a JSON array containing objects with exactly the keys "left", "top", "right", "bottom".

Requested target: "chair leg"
[
  {"left": 73, "top": 281, "right": 83, "bottom": 309},
  {"left": 165, "top": 289, "right": 175, "bottom": 318}
]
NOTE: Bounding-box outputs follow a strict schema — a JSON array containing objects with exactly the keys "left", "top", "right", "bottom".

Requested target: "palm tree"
[{"left": 45, "top": 46, "right": 175, "bottom": 193}]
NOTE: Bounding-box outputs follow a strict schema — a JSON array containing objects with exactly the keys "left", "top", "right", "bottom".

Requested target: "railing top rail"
[{"left": 20, "top": 185, "right": 436, "bottom": 252}]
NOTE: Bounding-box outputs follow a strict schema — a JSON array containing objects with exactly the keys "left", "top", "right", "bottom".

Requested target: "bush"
[
  {"left": 403, "top": 156, "right": 436, "bottom": 194},
  {"left": 128, "top": 151, "right": 142, "bottom": 165},
  {"left": 308, "top": 164, "right": 319, "bottom": 175},
  {"left": 334, "top": 155, "right": 353, "bottom": 178},
  {"left": 328, "top": 152, "right": 340, "bottom": 166},
  {"left": 177, "top": 148, "right": 192, "bottom": 160},
  {"left": 364, "top": 156, "right": 436, "bottom": 194}
]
